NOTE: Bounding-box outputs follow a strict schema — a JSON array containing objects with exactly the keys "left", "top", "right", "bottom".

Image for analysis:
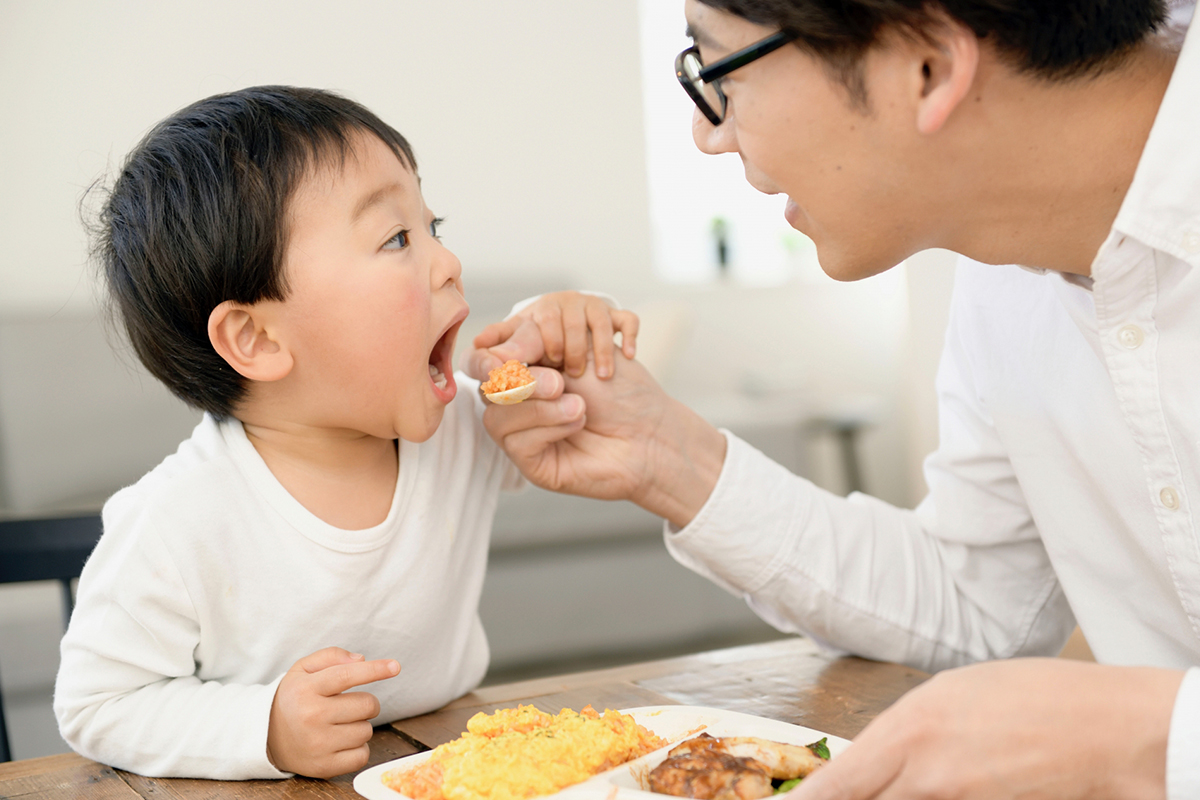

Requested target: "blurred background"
[{"left": 0, "top": 0, "right": 957, "bottom": 760}]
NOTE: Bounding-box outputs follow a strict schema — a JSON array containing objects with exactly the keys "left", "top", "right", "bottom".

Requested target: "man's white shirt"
[{"left": 666, "top": 13, "right": 1200, "bottom": 798}]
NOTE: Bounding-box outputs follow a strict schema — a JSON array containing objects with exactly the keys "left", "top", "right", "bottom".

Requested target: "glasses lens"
[{"left": 681, "top": 50, "right": 725, "bottom": 122}]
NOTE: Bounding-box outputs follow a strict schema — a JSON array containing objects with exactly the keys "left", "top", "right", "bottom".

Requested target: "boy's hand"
[
  {"left": 266, "top": 647, "right": 400, "bottom": 778},
  {"left": 472, "top": 292, "right": 638, "bottom": 379}
]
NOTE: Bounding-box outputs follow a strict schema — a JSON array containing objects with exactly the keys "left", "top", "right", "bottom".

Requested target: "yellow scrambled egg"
[{"left": 384, "top": 705, "right": 666, "bottom": 800}]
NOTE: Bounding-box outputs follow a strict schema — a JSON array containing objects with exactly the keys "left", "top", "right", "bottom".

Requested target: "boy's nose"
[
  {"left": 432, "top": 242, "right": 463, "bottom": 289},
  {"left": 692, "top": 105, "right": 738, "bottom": 155}
]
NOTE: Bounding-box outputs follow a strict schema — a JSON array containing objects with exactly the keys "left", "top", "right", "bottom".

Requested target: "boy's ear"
[
  {"left": 207, "top": 301, "right": 294, "bottom": 382},
  {"left": 914, "top": 16, "right": 979, "bottom": 135}
]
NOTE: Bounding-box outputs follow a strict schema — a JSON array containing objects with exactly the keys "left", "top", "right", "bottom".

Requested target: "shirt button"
[
  {"left": 1117, "top": 324, "right": 1145, "bottom": 349},
  {"left": 1183, "top": 230, "right": 1200, "bottom": 254},
  {"left": 1160, "top": 486, "right": 1180, "bottom": 510}
]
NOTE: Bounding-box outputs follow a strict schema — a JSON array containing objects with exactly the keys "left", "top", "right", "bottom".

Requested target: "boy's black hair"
[
  {"left": 96, "top": 85, "right": 417, "bottom": 418},
  {"left": 700, "top": 0, "right": 1169, "bottom": 104}
]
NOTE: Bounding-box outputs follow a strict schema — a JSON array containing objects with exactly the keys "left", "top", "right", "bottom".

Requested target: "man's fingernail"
[
  {"left": 387, "top": 660, "right": 400, "bottom": 673},
  {"left": 597, "top": 365, "right": 610, "bottom": 378},
  {"left": 350, "top": 652, "right": 364, "bottom": 660},
  {"left": 564, "top": 395, "right": 584, "bottom": 417}
]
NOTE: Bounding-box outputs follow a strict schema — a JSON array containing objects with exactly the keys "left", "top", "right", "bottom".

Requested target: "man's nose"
[{"left": 691, "top": 105, "right": 738, "bottom": 155}]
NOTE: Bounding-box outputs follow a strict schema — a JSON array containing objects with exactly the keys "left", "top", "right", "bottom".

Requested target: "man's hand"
[
  {"left": 471, "top": 291, "right": 639, "bottom": 379},
  {"left": 470, "top": 350, "right": 726, "bottom": 527},
  {"left": 790, "top": 658, "right": 1182, "bottom": 800},
  {"left": 266, "top": 647, "right": 400, "bottom": 778}
]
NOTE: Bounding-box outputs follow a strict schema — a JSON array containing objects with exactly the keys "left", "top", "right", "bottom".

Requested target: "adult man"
[{"left": 466, "top": 0, "right": 1199, "bottom": 796}]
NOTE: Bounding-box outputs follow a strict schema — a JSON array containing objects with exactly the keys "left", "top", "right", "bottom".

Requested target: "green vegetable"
[
  {"left": 807, "top": 737, "right": 830, "bottom": 760},
  {"left": 774, "top": 779, "right": 803, "bottom": 794}
]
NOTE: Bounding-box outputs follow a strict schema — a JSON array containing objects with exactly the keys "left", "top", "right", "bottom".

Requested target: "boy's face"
[
  {"left": 683, "top": 0, "right": 936, "bottom": 281},
  {"left": 272, "top": 133, "right": 468, "bottom": 443}
]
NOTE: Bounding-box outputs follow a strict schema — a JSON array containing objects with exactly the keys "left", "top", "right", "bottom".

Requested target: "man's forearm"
[{"left": 632, "top": 398, "right": 727, "bottom": 529}]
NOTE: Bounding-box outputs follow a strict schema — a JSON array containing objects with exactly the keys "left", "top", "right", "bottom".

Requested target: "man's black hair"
[
  {"left": 699, "top": 0, "right": 1169, "bottom": 104},
  {"left": 95, "top": 85, "right": 417, "bottom": 418}
]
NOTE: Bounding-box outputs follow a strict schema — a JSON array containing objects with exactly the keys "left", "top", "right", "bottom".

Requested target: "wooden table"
[{"left": 0, "top": 638, "right": 926, "bottom": 799}]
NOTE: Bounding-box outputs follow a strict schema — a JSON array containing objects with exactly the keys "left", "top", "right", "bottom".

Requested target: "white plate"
[{"left": 353, "top": 705, "right": 850, "bottom": 800}]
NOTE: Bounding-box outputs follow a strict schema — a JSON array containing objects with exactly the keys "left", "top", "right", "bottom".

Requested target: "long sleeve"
[
  {"left": 54, "top": 501, "right": 288, "bottom": 780},
  {"left": 664, "top": 270, "right": 1076, "bottom": 674}
]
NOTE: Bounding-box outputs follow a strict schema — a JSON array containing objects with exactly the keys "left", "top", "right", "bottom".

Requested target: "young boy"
[{"left": 53, "top": 86, "right": 637, "bottom": 781}]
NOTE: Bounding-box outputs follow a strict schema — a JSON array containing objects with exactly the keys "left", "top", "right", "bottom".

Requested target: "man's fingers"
[
  {"left": 490, "top": 317, "right": 549, "bottom": 366},
  {"left": 295, "top": 647, "right": 365, "bottom": 675},
  {"left": 586, "top": 302, "right": 617, "bottom": 379},
  {"left": 612, "top": 310, "right": 639, "bottom": 359},
  {"left": 482, "top": 394, "right": 586, "bottom": 442},
  {"left": 527, "top": 367, "right": 565, "bottom": 400},
  {"left": 472, "top": 318, "right": 521, "bottom": 350},
  {"left": 313, "top": 658, "right": 400, "bottom": 697},
  {"left": 788, "top": 729, "right": 905, "bottom": 800}
]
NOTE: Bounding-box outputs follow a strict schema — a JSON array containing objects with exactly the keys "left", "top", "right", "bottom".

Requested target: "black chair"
[{"left": 0, "top": 514, "right": 103, "bottom": 762}]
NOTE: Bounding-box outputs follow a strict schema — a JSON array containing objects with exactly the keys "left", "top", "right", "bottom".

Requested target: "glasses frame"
[{"left": 675, "top": 30, "right": 800, "bottom": 126}]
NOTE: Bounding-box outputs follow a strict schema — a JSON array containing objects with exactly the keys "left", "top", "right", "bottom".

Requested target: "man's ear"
[
  {"left": 207, "top": 300, "right": 294, "bottom": 382},
  {"left": 915, "top": 17, "right": 979, "bottom": 135}
]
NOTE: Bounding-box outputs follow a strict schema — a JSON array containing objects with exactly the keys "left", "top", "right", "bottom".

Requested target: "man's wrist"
[{"left": 633, "top": 399, "right": 726, "bottom": 529}]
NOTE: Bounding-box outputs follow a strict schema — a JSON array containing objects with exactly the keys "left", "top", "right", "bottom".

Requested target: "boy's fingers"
[
  {"left": 329, "top": 690, "right": 383, "bottom": 724},
  {"left": 325, "top": 742, "right": 372, "bottom": 779},
  {"left": 560, "top": 303, "right": 589, "bottom": 378},
  {"left": 296, "top": 647, "right": 364, "bottom": 674},
  {"left": 314, "top": 658, "right": 400, "bottom": 697},
  {"left": 612, "top": 310, "right": 639, "bottom": 359},
  {"left": 535, "top": 306, "right": 565, "bottom": 366},
  {"left": 585, "top": 302, "right": 617, "bottom": 379}
]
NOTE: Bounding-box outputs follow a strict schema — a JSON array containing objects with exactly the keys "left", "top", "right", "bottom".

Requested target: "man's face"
[
  {"left": 684, "top": 0, "right": 925, "bottom": 280},
  {"left": 272, "top": 133, "right": 469, "bottom": 443}
]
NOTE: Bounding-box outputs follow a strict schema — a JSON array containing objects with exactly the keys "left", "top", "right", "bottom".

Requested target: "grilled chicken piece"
[
  {"left": 649, "top": 749, "right": 773, "bottom": 800},
  {"left": 662, "top": 733, "right": 827, "bottom": 780},
  {"left": 713, "top": 737, "right": 826, "bottom": 779}
]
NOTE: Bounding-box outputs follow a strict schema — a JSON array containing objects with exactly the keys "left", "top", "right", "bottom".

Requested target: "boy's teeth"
[{"left": 429, "top": 363, "right": 447, "bottom": 389}]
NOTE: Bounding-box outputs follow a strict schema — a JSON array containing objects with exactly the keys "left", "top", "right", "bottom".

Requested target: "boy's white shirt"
[{"left": 54, "top": 373, "right": 521, "bottom": 779}]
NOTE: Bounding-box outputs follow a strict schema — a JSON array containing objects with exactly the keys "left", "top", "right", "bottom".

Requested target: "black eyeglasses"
[{"left": 675, "top": 30, "right": 799, "bottom": 126}]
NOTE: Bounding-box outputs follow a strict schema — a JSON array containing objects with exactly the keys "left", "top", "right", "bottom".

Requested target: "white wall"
[{"left": 0, "top": 0, "right": 654, "bottom": 314}]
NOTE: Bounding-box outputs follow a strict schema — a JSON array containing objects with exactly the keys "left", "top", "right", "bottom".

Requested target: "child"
[{"left": 53, "top": 86, "right": 637, "bottom": 781}]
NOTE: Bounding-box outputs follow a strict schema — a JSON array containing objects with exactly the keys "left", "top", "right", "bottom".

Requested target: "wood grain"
[
  {"left": 115, "top": 729, "right": 419, "bottom": 800},
  {"left": 0, "top": 751, "right": 140, "bottom": 799}
]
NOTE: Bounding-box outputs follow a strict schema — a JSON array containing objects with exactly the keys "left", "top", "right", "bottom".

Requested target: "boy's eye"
[
  {"left": 384, "top": 229, "right": 409, "bottom": 250},
  {"left": 430, "top": 217, "right": 445, "bottom": 240}
]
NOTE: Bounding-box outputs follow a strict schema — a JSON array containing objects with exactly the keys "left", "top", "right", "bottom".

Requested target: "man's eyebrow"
[
  {"left": 351, "top": 182, "right": 405, "bottom": 223},
  {"left": 684, "top": 22, "right": 724, "bottom": 50}
]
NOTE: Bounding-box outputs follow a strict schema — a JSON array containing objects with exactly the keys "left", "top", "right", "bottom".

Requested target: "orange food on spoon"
[{"left": 480, "top": 360, "right": 536, "bottom": 404}]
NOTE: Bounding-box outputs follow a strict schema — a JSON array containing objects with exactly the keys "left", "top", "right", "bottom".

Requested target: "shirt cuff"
[
  {"left": 1168, "top": 667, "right": 1200, "bottom": 799},
  {"left": 256, "top": 673, "right": 293, "bottom": 779},
  {"left": 663, "top": 430, "right": 801, "bottom": 596}
]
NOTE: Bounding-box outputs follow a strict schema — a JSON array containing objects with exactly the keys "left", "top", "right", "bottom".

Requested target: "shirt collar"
[{"left": 1112, "top": 16, "right": 1200, "bottom": 269}]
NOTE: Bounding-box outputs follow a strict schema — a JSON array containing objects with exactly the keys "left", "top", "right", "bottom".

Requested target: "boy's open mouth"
[{"left": 427, "top": 317, "right": 464, "bottom": 394}]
